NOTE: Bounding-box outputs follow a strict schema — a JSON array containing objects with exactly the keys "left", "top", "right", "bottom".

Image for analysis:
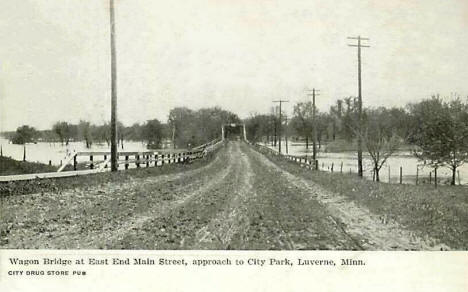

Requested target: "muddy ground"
[{"left": 0, "top": 142, "right": 453, "bottom": 250}]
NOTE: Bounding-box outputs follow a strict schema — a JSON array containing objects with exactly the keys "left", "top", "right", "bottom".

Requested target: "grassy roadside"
[
  {"left": 0, "top": 153, "right": 217, "bottom": 198},
  {"left": 256, "top": 147, "right": 468, "bottom": 250},
  {"left": 0, "top": 156, "right": 57, "bottom": 176}
]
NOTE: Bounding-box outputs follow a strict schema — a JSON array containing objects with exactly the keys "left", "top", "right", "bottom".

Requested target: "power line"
[
  {"left": 273, "top": 100, "right": 289, "bottom": 154},
  {"left": 348, "top": 35, "right": 370, "bottom": 177}
]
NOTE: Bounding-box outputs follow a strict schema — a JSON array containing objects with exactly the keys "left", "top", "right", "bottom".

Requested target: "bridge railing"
[
  {"left": 57, "top": 138, "right": 225, "bottom": 173},
  {"left": 57, "top": 149, "right": 207, "bottom": 172},
  {"left": 253, "top": 143, "right": 319, "bottom": 169},
  {"left": 192, "top": 138, "right": 223, "bottom": 151}
]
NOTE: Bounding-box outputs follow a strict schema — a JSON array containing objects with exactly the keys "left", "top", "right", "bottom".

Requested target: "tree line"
[
  {"left": 245, "top": 95, "right": 468, "bottom": 185},
  {"left": 4, "top": 107, "right": 240, "bottom": 150}
]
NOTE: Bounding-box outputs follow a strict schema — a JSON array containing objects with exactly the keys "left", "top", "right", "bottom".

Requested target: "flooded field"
[
  {"left": 262, "top": 141, "right": 468, "bottom": 186},
  {"left": 0, "top": 137, "right": 148, "bottom": 166}
]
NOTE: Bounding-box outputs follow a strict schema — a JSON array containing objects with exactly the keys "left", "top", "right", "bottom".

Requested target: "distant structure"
[{"left": 221, "top": 124, "right": 247, "bottom": 141}]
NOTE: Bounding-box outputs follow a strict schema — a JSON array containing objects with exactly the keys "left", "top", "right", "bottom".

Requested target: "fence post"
[
  {"left": 416, "top": 167, "right": 419, "bottom": 185},
  {"left": 23, "top": 145, "right": 26, "bottom": 161},
  {"left": 136, "top": 154, "right": 140, "bottom": 168},
  {"left": 340, "top": 162, "right": 343, "bottom": 173},
  {"left": 90, "top": 155, "right": 94, "bottom": 169},
  {"left": 155, "top": 154, "right": 158, "bottom": 167},
  {"left": 146, "top": 154, "right": 150, "bottom": 167},
  {"left": 125, "top": 155, "right": 129, "bottom": 170},
  {"left": 429, "top": 171, "right": 432, "bottom": 184},
  {"left": 434, "top": 168, "right": 438, "bottom": 188},
  {"left": 388, "top": 166, "right": 391, "bottom": 183},
  {"left": 315, "top": 160, "right": 318, "bottom": 170},
  {"left": 104, "top": 155, "right": 108, "bottom": 168},
  {"left": 161, "top": 154, "right": 165, "bottom": 165},
  {"left": 399, "top": 166, "right": 403, "bottom": 184},
  {"left": 331, "top": 162, "right": 334, "bottom": 173},
  {"left": 73, "top": 155, "right": 77, "bottom": 171}
]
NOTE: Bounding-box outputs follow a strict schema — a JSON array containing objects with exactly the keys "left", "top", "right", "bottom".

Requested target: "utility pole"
[
  {"left": 307, "top": 88, "right": 320, "bottom": 165},
  {"left": 271, "top": 106, "right": 277, "bottom": 147},
  {"left": 348, "top": 36, "right": 370, "bottom": 177},
  {"left": 284, "top": 114, "right": 289, "bottom": 154},
  {"left": 110, "top": 0, "right": 118, "bottom": 171},
  {"left": 273, "top": 100, "right": 289, "bottom": 154}
]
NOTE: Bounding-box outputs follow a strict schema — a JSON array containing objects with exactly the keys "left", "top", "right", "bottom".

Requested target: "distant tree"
[
  {"left": 168, "top": 107, "right": 240, "bottom": 148},
  {"left": 291, "top": 102, "right": 313, "bottom": 149},
  {"left": 315, "top": 112, "right": 330, "bottom": 149},
  {"left": 52, "top": 122, "right": 77, "bottom": 145},
  {"left": 92, "top": 123, "right": 111, "bottom": 146},
  {"left": 12, "top": 125, "right": 38, "bottom": 144},
  {"left": 245, "top": 114, "right": 271, "bottom": 142},
  {"left": 168, "top": 107, "right": 196, "bottom": 148},
  {"left": 78, "top": 120, "right": 93, "bottom": 148},
  {"left": 409, "top": 96, "right": 468, "bottom": 185},
  {"left": 142, "top": 119, "right": 164, "bottom": 149},
  {"left": 328, "top": 105, "right": 338, "bottom": 141},
  {"left": 122, "top": 123, "right": 142, "bottom": 142},
  {"left": 115, "top": 121, "right": 125, "bottom": 149},
  {"left": 37, "top": 130, "right": 57, "bottom": 142},
  {"left": 340, "top": 97, "right": 359, "bottom": 142}
]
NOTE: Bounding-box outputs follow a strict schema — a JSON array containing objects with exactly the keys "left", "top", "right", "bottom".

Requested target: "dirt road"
[{"left": 0, "top": 142, "right": 445, "bottom": 250}]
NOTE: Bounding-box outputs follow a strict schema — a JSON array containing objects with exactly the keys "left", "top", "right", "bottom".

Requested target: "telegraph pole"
[
  {"left": 307, "top": 88, "right": 320, "bottom": 165},
  {"left": 271, "top": 106, "right": 277, "bottom": 147},
  {"left": 110, "top": 0, "right": 118, "bottom": 171},
  {"left": 284, "top": 114, "right": 289, "bottom": 154},
  {"left": 273, "top": 100, "right": 289, "bottom": 154},
  {"left": 348, "top": 36, "right": 370, "bottom": 177}
]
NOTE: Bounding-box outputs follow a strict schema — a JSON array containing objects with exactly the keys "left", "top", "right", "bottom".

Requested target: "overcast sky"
[{"left": 1, "top": 0, "right": 467, "bottom": 131}]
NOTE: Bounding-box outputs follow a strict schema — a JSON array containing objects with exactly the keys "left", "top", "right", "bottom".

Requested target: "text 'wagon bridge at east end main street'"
[{"left": 1, "top": 124, "right": 466, "bottom": 251}]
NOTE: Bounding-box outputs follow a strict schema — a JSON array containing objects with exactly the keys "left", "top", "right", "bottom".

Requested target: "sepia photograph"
[{"left": 1, "top": 0, "right": 467, "bottom": 256}]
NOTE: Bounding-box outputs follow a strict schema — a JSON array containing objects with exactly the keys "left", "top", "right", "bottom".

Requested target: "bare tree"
[{"left": 362, "top": 108, "right": 402, "bottom": 182}]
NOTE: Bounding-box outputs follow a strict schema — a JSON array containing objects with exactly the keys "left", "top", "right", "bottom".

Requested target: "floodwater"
[
  {"left": 0, "top": 137, "right": 148, "bottom": 166},
  {"left": 262, "top": 141, "right": 468, "bottom": 186}
]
